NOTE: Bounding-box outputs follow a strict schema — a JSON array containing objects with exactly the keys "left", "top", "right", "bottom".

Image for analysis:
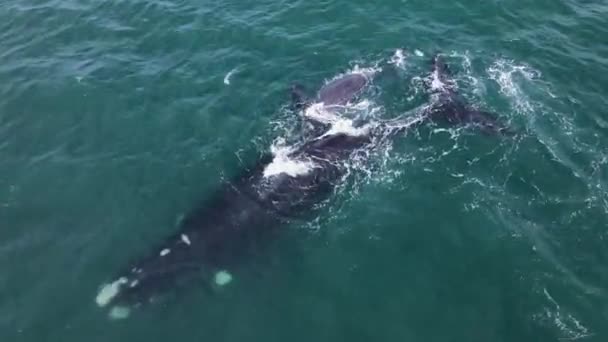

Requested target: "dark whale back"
[
  {"left": 97, "top": 131, "right": 371, "bottom": 311},
  {"left": 317, "top": 73, "right": 367, "bottom": 105}
]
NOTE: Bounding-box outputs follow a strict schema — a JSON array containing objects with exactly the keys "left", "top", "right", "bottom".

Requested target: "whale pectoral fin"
[
  {"left": 468, "top": 110, "right": 514, "bottom": 136},
  {"left": 289, "top": 83, "right": 310, "bottom": 110}
]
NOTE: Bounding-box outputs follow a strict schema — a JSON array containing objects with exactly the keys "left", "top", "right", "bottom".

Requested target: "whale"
[
  {"left": 290, "top": 72, "right": 369, "bottom": 109},
  {"left": 95, "top": 60, "right": 509, "bottom": 318},
  {"left": 95, "top": 72, "right": 376, "bottom": 318},
  {"left": 423, "top": 54, "right": 513, "bottom": 135}
]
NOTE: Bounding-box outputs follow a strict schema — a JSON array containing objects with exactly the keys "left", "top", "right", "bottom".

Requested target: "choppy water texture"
[{"left": 1, "top": 0, "right": 608, "bottom": 341}]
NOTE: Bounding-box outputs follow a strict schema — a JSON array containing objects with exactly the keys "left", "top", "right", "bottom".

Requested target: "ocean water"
[{"left": 1, "top": 0, "right": 607, "bottom": 341}]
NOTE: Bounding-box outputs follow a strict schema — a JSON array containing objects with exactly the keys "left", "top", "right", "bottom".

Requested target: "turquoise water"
[{"left": 1, "top": 0, "right": 607, "bottom": 340}]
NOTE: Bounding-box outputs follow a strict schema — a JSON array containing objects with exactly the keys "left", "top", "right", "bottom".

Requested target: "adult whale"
[{"left": 95, "top": 72, "right": 376, "bottom": 318}]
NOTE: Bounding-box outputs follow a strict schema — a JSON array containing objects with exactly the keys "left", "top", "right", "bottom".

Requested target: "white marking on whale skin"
[
  {"left": 223, "top": 67, "right": 238, "bottom": 85},
  {"left": 414, "top": 49, "right": 424, "bottom": 57},
  {"left": 95, "top": 277, "right": 128, "bottom": 307},
  {"left": 181, "top": 234, "right": 191, "bottom": 245},
  {"left": 214, "top": 270, "right": 233, "bottom": 286},
  {"left": 109, "top": 306, "right": 131, "bottom": 320},
  {"left": 129, "top": 280, "right": 139, "bottom": 288},
  {"left": 160, "top": 248, "right": 170, "bottom": 256}
]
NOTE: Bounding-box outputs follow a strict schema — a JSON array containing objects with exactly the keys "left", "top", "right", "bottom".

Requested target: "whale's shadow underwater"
[{"left": 95, "top": 54, "right": 513, "bottom": 319}]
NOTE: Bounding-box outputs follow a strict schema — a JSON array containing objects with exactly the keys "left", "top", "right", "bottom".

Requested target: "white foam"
[
  {"left": 109, "top": 306, "right": 131, "bottom": 320},
  {"left": 539, "top": 287, "right": 592, "bottom": 340},
  {"left": 430, "top": 69, "right": 446, "bottom": 91},
  {"left": 389, "top": 49, "right": 406, "bottom": 68},
  {"left": 488, "top": 59, "right": 539, "bottom": 114},
  {"left": 263, "top": 154, "right": 315, "bottom": 178},
  {"left": 414, "top": 49, "right": 424, "bottom": 57},
  {"left": 262, "top": 139, "right": 316, "bottom": 178},
  {"left": 160, "top": 248, "right": 170, "bottom": 256},
  {"left": 214, "top": 270, "right": 233, "bottom": 286},
  {"left": 95, "top": 277, "right": 128, "bottom": 307},
  {"left": 181, "top": 234, "right": 191, "bottom": 245},
  {"left": 303, "top": 102, "right": 341, "bottom": 124},
  {"left": 348, "top": 64, "right": 382, "bottom": 78},
  {"left": 324, "top": 118, "right": 371, "bottom": 137},
  {"left": 223, "top": 67, "right": 238, "bottom": 85}
]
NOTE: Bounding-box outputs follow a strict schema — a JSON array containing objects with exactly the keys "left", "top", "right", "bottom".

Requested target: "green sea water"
[{"left": 1, "top": 0, "right": 608, "bottom": 341}]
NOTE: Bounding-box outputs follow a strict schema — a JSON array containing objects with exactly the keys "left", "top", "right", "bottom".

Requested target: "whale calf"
[
  {"left": 423, "top": 54, "right": 512, "bottom": 135},
  {"left": 291, "top": 72, "right": 369, "bottom": 109},
  {"left": 95, "top": 72, "right": 376, "bottom": 318}
]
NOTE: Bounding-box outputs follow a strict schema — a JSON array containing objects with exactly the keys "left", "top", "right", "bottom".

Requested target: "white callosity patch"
[
  {"left": 414, "top": 49, "right": 424, "bottom": 57},
  {"left": 160, "top": 248, "right": 170, "bottom": 256},
  {"left": 214, "top": 270, "right": 233, "bottom": 286},
  {"left": 95, "top": 277, "right": 128, "bottom": 307},
  {"left": 181, "top": 234, "right": 191, "bottom": 245}
]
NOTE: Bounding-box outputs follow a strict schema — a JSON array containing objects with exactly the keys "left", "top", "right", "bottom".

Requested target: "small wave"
[{"left": 223, "top": 67, "right": 239, "bottom": 85}]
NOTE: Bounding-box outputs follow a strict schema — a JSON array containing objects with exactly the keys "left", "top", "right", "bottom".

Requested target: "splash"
[
  {"left": 430, "top": 68, "right": 446, "bottom": 91},
  {"left": 488, "top": 59, "right": 540, "bottom": 114},
  {"left": 323, "top": 118, "right": 372, "bottom": 137},
  {"left": 389, "top": 48, "right": 407, "bottom": 68},
  {"left": 263, "top": 138, "right": 316, "bottom": 178}
]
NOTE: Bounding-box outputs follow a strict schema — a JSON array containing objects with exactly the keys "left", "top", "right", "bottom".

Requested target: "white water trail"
[{"left": 223, "top": 67, "right": 239, "bottom": 85}]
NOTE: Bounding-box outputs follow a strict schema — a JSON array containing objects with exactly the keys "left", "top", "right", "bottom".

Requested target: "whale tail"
[{"left": 426, "top": 54, "right": 513, "bottom": 136}]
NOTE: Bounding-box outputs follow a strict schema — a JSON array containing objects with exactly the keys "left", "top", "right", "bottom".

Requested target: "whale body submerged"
[
  {"left": 96, "top": 58, "right": 513, "bottom": 318},
  {"left": 95, "top": 73, "right": 374, "bottom": 317}
]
